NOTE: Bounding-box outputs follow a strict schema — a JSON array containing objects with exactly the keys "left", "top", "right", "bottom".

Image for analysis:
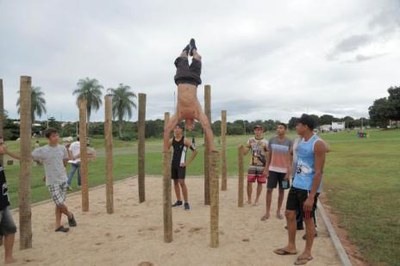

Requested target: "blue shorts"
[{"left": 0, "top": 207, "right": 17, "bottom": 236}]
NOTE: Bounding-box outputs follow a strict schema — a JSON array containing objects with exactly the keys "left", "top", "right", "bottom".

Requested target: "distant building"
[
  {"left": 320, "top": 124, "right": 331, "bottom": 132},
  {"left": 332, "top": 122, "right": 345, "bottom": 131}
]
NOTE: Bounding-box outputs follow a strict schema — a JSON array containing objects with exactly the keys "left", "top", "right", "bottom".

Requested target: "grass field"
[{"left": 2, "top": 129, "right": 399, "bottom": 265}]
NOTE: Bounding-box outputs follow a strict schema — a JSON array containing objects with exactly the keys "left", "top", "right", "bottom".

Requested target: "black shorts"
[
  {"left": 0, "top": 207, "right": 17, "bottom": 236},
  {"left": 174, "top": 57, "right": 202, "bottom": 86},
  {"left": 267, "top": 171, "right": 286, "bottom": 189},
  {"left": 171, "top": 166, "right": 186, "bottom": 180},
  {"left": 286, "top": 187, "right": 317, "bottom": 218}
]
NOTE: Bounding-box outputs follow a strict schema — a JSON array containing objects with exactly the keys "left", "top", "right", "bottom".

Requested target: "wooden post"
[
  {"left": 238, "top": 145, "right": 244, "bottom": 207},
  {"left": 163, "top": 112, "right": 173, "bottom": 243},
  {"left": 79, "top": 99, "right": 89, "bottom": 212},
  {"left": 221, "top": 110, "right": 227, "bottom": 191},
  {"left": 138, "top": 93, "right": 146, "bottom": 203},
  {"left": 0, "top": 79, "right": 4, "bottom": 166},
  {"left": 210, "top": 150, "right": 220, "bottom": 248},
  {"left": 204, "top": 85, "right": 211, "bottom": 205},
  {"left": 104, "top": 95, "right": 114, "bottom": 214},
  {"left": 19, "top": 76, "right": 32, "bottom": 249}
]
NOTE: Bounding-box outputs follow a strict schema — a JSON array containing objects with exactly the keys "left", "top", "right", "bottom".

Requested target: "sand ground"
[{"left": 2, "top": 177, "right": 342, "bottom": 266}]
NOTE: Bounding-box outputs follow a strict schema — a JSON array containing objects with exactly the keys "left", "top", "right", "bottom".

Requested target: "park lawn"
[
  {"left": 321, "top": 129, "right": 400, "bottom": 266},
  {"left": 3, "top": 129, "right": 399, "bottom": 265}
]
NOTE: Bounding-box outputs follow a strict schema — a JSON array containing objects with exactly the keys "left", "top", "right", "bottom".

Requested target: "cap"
[{"left": 253, "top": 124, "right": 263, "bottom": 130}]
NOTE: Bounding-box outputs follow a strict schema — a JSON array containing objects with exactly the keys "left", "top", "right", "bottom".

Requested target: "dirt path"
[{"left": 4, "top": 177, "right": 342, "bottom": 266}]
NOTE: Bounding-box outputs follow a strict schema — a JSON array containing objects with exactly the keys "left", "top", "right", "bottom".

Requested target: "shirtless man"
[{"left": 163, "top": 39, "right": 215, "bottom": 152}]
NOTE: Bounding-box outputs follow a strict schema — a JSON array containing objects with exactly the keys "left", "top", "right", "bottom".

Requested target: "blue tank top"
[{"left": 293, "top": 134, "right": 321, "bottom": 191}]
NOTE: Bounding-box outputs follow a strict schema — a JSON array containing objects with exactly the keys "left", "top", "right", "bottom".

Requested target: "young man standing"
[
  {"left": 32, "top": 128, "right": 77, "bottom": 233},
  {"left": 243, "top": 125, "right": 268, "bottom": 205},
  {"left": 261, "top": 123, "right": 292, "bottom": 220},
  {"left": 0, "top": 137, "right": 19, "bottom": 264},
  {"left": 168, "top": 124, "right": 198, "bottom": 210},
  {"left": 274, "top": 114, "right": 327, "bottom": 265}
]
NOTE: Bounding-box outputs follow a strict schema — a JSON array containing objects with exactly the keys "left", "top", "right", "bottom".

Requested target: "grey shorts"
[
  {"left": 48, "top": 182, "right": 67, "bottom": 206},
  {"left": 0, "top": 207, "right": 17, "bottom": 236}
]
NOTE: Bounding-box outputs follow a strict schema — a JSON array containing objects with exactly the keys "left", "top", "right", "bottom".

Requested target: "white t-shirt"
[
  {"left": 32, "top": 145, "right": 68, "bottom": 186},
  {"left": 68, "top": 141, "right": 81, "bottom": 164}
]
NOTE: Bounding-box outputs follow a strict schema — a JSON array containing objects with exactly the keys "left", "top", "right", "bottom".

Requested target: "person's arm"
[
  {"left": 303, "top": 140, "right": 326, "bottom": 212},
  {"left": 183, "top": 139, "right": 198, "bottom": 166},
  {"left": 2, "top": 144, "right": 21, "bottom": 160},
  {"left": 285, "top": 141, "right": 293, "bottom": 180},
  {"left": 167, "top": 138, "right": 173, "bottom": 151},
  {"left": 263, "top": 141, "right": 272, "bottom": 175},
  {"left": 242, "top": 140, "right": 251, "bottom": 155},
  {"left": 62, "top": 147, "right": 69, "bottom": 167}
]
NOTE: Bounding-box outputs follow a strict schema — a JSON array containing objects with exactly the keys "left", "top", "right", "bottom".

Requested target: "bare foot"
[
  {"left": 5, "top": 257, "right": 17, "bottom": 264},
  {"left": 276, "top": 212, "right": 284, "bottom": 219},
  {"left": 260, "top": 213, "right": 270, "bottom": 221},
  {"left": 252, "top": 201, "right": 259, "bottom": 206},
  {"left": 247, "top": 200, "right": 252, "bottom": 205}
]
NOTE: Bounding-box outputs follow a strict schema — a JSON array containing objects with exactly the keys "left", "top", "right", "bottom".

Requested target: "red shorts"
[{"left": 247, "top": 166, "right": 266, "bottom": 184}]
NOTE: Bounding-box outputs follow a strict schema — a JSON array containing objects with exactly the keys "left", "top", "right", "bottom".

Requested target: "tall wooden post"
[
  {"left": 210, "top": 150, "right": 220, "bottom": 248},
  {"left": 221, "top": 110, "right": 227, "bottom": 191},
  {"left": 238, "top": 145, "right": 244, "bottom": 207},
  {"left": 163, "top": 112, "right": 173, "bottom": 243},
  {"left": 0, "top": 79, "right": 4, "bottom": 166},
  {"left": 19, "top": 76, "right": 32, "bottom": 249},
  {"left": 104, "top": 95, "right": 114, "bottom": 214},
  {"left": 204, "top": 85, "right": 211, "bottom": 205},
  {"left": 79, "top": 99, "right": 89, "bottom": 212},
  {"left": 138, "top": 93, "right": 146, "bottom": 203}
]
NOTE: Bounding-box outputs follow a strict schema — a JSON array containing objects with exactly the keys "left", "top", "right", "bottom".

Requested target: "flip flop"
[
  {"left": 55, "top": 226, "right": 69, "bottom": 233},
  {"left": 294, "top": 256, "right": 313, "bottom": 265},
  {"left": 274, "top": 248, "right": 297, "bottom": 255}
]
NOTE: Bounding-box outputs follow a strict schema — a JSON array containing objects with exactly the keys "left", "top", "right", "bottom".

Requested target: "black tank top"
[
  {"left": 0, "top": 165, "right": 10, "bottom": 210},
  {"left": 172, "top": 137, "right": 186, "bottom": 168}
]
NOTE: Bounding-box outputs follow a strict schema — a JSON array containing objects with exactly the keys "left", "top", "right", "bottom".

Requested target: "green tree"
[
  {"left": 73, "top": 78, "right": 103, "bottom": 134},
  {"left": 369, "top": 98, "right": 391, "bottom": 127},
  {"left": 387, "top": 86, "right": 400, "bottom": 120},
  {"left": 108, "top": 83, "right": 137, "bottom": 139},
  {"left": 17, "top": 86, "right": 47, "bottom": 123}
]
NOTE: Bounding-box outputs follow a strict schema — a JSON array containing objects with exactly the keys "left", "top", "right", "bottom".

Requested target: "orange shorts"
[{"left": 247, "top": 166, "right": 266, "bottom": 184}]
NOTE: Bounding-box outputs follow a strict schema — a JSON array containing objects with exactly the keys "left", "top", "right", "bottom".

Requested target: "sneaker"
[
  {"left": 172, "top": 200, "right": 183, "bottom": 207},
  {"left": 184, "top": 202, "right": 191, "bottom": 211},
  {"left": 189, "top": 38, "right": 197, "bottom": 56},
  {"left": 55, "top": 226, "right": 69, "bottom": 233},
  {"left": 68, "top": 213, "right": 77, "bottom": 227},
  {"left": 182, "top": 44, "right": 190, "bottom": 55}
]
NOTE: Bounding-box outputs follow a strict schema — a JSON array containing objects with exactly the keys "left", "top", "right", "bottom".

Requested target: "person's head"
[
  {"left": 253, "top": 125, "right": 264, "bottom": 138},
  {"left": 185, "top": 119, "right": 195, "bottom": 131},
  {"left": 44, "top": 128, "right": 59, "bottom": 145},
  {"left": 276, "top": 123, "right": 287, "bottom": 136},
  {"left": 296, "top": 114, "right": 316, "bottom": 136},
  {"left": 174, "top": 123, "right": 184, "bottom": 137}
]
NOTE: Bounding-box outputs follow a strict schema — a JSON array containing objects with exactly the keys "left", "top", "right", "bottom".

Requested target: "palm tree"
[
  {"left": 17, "top": 86, "right": 47, "bottom": 123},
  {"left": 73, "top": 78, "right": 103, "bottom": 134},
  {"left": 108, "top": 83, "right": 137, "bottom": 139}
]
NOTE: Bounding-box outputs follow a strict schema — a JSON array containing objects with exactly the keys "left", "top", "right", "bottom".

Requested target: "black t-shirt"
[
  {"left": 172, "top": 137, "right": 186, "bottom": 168},
  {"left": 0, "top": 165, "right": 10, "bottom": 210}
]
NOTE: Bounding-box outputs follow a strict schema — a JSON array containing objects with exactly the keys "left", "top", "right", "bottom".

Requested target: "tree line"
[{"left": 3, "top": 81, "right": 398, "bottom": 141}]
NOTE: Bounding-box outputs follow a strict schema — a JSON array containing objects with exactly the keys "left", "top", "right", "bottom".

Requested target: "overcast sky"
[{"left": 1, "top": 0, "right": 399, "bottom": 123}]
